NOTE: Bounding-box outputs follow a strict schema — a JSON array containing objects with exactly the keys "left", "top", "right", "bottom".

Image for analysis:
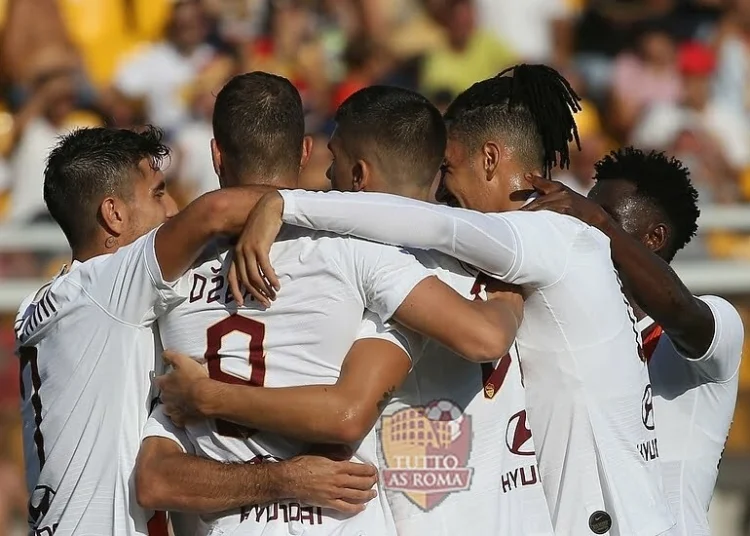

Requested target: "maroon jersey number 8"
[{"left": 204, "top": 314, "right": 267, "bottom": 438}]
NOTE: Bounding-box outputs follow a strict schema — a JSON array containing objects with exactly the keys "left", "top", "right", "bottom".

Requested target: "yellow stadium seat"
[
  {"left": 57, "top": 0, "right": 171, "bottom": 87},
  {"left": 132, "top": 0, "right": 172, "bottom": 42},
  {"left": 576, "top": 99, "right": 603, "bottom": 139},
  {"left": 62, "top": 110, "right": 105, "bottom": 130},
  {"left": 740, "top": 166, "right": 750, "bottom": 201},
  {"left": 705, "top": 232, "right": 750, "bottom": 259},
  {"left": 739, "top": 306, "right": 750, "bottom": 390},
  {"left": 43, "top": 256, "right": 72, "bottom": 279},
  {"left": 0, "top": 104, "right": 13, "bottom": 158},
  {"left": 0, "top": 0, "right": 7, "bottom": 30},
  {"left": 0, "top": 190, "right": 10, "bottom": 220},
  {"left": 58, "top": 0, "right": 136, "bottom": 86},
  {"left": 726, "top": 393, "right": 750, "bottom": 452}
]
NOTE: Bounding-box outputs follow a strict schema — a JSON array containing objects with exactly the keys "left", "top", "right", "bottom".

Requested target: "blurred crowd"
[
  {"left": 4, "top": 0, "right": 750, "bottom": 221},
  {"left": 2, "top": 0, "right": 750, "bottom": 264},
  {"left": 5, "top": 0, "right": 750, "bottom": 534}
]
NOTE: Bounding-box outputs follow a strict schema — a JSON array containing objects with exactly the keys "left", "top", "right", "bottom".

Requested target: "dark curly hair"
[
  {"left": 593, "top": 147, "right": 700, "bottom": 261},
  {"left": 44, "top": 125, "right": 169, "bottom": 248},
  {"left": 444, "top": 64, "right": 582, "bottom": 177}
]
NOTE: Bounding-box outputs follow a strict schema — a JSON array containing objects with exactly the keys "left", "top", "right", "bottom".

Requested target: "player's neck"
[
  {"left": 381, "top": 184, "right": 432, "bottom": 202},
  {"left": 71, "top": 244, "right": 115, "bottom": 264},
  {"left": 234, "top": 173, "right": 298, "bottom": 190}
]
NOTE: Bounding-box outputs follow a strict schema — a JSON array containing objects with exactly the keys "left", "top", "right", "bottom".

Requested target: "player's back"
[
  {"left": 380, "top": 251, "right": 554, "bottom": 536},
  {"left": 157, "top": 227, "right": 430, "bottom": 536},
  {"left": 506, "top": 211, "right": 673, "bottom": 536},
  {"left": 15, "top": 230, "right": 185, "bottom": 536}
]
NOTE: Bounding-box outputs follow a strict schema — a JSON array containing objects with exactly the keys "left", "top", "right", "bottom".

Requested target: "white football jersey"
[
  {"left": 378, "top": 251, "right": 553, "bottom": 536},
  {"left": 639, "top": 295, "right": 743, "bottom": 536},
  {"left": 142, "top": 405, "right": 207, "bottom": 536},
  {"left": 143, "top": 315, "right": 408, "bottom": 536},
  {"left": 14, "top": 228, "right": 187, "bottom": 536},
  {"left": 156, "top": 228, "right": 432, "bottom": 536},
  {"left": 277, "top": 190, "right": 676, "bottom": 536}
]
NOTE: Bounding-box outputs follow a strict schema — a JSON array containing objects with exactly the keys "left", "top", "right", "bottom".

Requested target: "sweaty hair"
[
  {"left": 44, "top": 126, "right": 169, "bottom": 249},
  {"left": 212, "top": 72, "right": 304, "bottom": 180},
  {"left": 444, "top": 64, "right": 581, "bottom": 177},
  {"left": 334, "top": 85, "right": 447, "bottom": 189},
  {"left": 594, "top": 147, "right": 699, "bottom": 261}
]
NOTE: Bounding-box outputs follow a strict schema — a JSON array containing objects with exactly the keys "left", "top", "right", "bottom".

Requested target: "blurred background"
[{"left": 2, "top": 0, "right": 750, "bottom": 533}]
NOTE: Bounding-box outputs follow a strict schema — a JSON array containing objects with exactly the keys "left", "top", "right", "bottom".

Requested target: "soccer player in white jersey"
[
  {"left": 134, "top": 74, "right": 385, "bottom": 532},
  {"left": 14, "top": 126, "right": 389, "bottom": 536},
  {"left": 141, "top": 74, "right": 522, "bottom": 536},
  {"left": 156, "top": 85, "right": 553, "bottom": 536},
  {"left": 234, "top": 65, "right": 675, "bottom": 536},
  {"left": 521, "top": 147, "right": 744, "bottom": 536}
]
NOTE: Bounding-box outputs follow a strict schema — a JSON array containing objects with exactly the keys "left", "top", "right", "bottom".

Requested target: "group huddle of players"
[{"left": 14, "top": 63, "right": 744, "bottom": 536}]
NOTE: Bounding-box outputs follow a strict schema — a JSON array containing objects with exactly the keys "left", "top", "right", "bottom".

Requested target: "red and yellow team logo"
[{"left": 380, "top": 400, "right": 473, "bottom": 511}]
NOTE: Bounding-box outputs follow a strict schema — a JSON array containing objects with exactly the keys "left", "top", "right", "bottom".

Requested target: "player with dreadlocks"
[
  {"left": 229, "top": 64, "right": 676, "bottom": 535},
  {"left": 436, "top": 63, "right": 581, "bottom": 209},
  {"left": 522, "top": 147, "right": 743, "bottom": 536}
]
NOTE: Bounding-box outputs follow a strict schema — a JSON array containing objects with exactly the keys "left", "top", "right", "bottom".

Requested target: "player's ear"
[
  {"left": 210, "top": 139, "right": 223, "bottom": 180},
  {"left": 99, "top": 196, "right": 126, "bottom": 237},
  {"left": 300, "top": 135, "right": 313, "bottom": 171},
  {"left": 352, "top": 159, "right": 368, "bottom": 192},
  {"left": 482, "top": 140, "right": 501, "bottom": 182},
  {"left": 645, "top": 223, "right": 668, "bottom": 254}
]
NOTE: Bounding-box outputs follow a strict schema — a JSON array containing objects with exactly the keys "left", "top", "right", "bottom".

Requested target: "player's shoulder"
[
  {"left": 498, "top": 209, "right": 595, "bottom": 241},
  {"left": 71, "top": 230, "right": 157, "bottom": 281},
  {"left": 297, "top": 227, "right": 412, "bottom": 258},
  {"left": 264, "top": 226, "right": 358, "bottom": 268},
  {"left": 14, "top": 265, "right": 76, "bottom": 342}
]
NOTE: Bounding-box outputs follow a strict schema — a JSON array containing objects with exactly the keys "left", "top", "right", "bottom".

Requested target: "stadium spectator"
[
  {"left": 609, "top": 22, "right": 682, "bottom": 140},
  {"left": 171, "top": 56, "right": 235, "bottom": 203},
  {"left": 112, "top": 0, "right": 216, "bottom": 134},
  {"left": 419, "top": 0, "right": 515, "bottom": 97},
  {"left": 633, "top": 41, "right": 748, "bottom": 204}
]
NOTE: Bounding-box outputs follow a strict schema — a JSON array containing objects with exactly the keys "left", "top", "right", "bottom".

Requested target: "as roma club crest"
[{"left": 379, "top": 400, "right": 473, "bottom": 511}]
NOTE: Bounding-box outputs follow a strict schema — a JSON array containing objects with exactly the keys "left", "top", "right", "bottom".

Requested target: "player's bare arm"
[
  {"left": 154, "top": 185, "right": 275, "bottom": 281},
  {"left": 158, "top": 338, "right": 411, "bottom": 444},
  {"left": 521, "top": 174, "right": 714, "bottom": 358},
  {"left": 135, "top": 437, "right": 377, "bottom": 515},
  {"left": 391, "top": 276, "right": 521, "bottom": 362}
]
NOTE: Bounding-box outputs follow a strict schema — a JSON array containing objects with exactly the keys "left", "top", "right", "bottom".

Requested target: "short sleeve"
[
  {"left": 142, "top": 404, "right": 195, "bottom": 455},
  {"left": 680, "top": 296, "right": 744, "bottom": 383},
  {"left": 343, "top": 238, "right": 432, "bottom": 322},
  {"left": 83, "top": 227, "right": 188, "bottom": 326},
  {"left": 356, "top": 311, "right": 426, "bottom": 367}
]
